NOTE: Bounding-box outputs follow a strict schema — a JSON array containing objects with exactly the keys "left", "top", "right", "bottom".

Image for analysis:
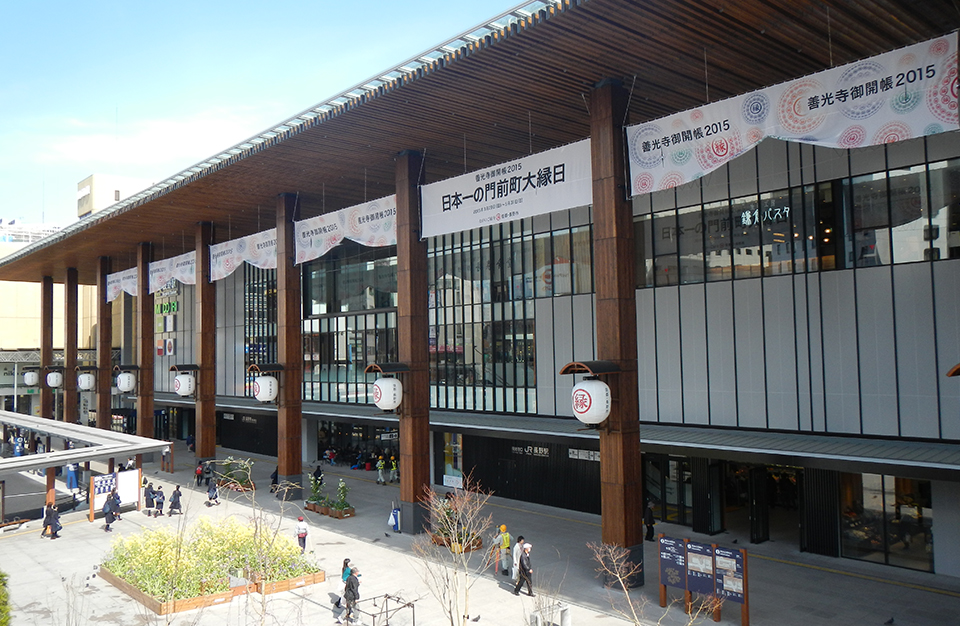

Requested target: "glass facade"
[
  {"left": 428, "top": 217, "right": 592, "bottom": 414},
  {"left": 840, "top": 472, "right": 933, "bottom": 572},
  {"left": 244, "top": 265, "right": 277, "bottom": 398},
  {"left": 635, "top": 158, "right": 960, "bottom": 283}
]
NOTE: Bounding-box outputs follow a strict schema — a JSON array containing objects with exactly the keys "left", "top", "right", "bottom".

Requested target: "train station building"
[{"left": 2, "top": 0, "right": 959, "bottom": 579}]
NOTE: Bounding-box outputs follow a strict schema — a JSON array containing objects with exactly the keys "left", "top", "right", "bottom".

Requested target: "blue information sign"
[
  {"left": 713, "top": 547, "right": 745, "bottom": 604},
  {"left": 658, "top": 536, "right": 686, "bottom": 590},
  {"left": 685, "top": 541, "right": 714, "bottom": 595}
]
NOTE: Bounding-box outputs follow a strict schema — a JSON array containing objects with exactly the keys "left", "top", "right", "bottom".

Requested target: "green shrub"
[{"left": 0, "top": 569, "right": 10, "bottom": 626}]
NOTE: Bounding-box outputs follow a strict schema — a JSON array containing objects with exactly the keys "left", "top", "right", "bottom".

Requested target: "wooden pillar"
[
  {"left": 195, "top": 222, "right": 217, "bottom": 460},
  {"left": 40, "top": 276, "right": 54, "bottom": 420},
  {"left": 276, "top": 194, "right": 303, "bottom": 499},
  {"left": 396, "top": 150, "right": 430, "bottom": 533},
  {"left": 97, "top": 257, "right": 113, "bottom": 430},
  {"left": 136, "top": 243, "right": 155, "bottom": 438},
  {"left": 590, "top": 80, "right": 644, "bottom": 552},
  {"left": 63, "top": 268, "right": 79, "bottom": 424}
]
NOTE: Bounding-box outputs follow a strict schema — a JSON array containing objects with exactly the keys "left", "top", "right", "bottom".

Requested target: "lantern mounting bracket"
[
  {"left": 42, "top": 365, "right": 65, "bottom": 372},
  {"left": 558, "top": 360, "right": 620, "bottom": 376},
  {"left": 364, "top": 363, "right": 410, "bottom": 375},
  {"left": 246, "top": 364, "right": 285, "bottom": 374},
  {"left": 948, "top": 362, "right": 960, "bottom": 378},
  {"left": 169, "top": 364, "right": 200, "bottom": 373},
  {"left": 76, "top": 365, "right": 98, "bottom": 372},
  {"left": 114, "top": 365, "right": 140, "bottom": 372}
]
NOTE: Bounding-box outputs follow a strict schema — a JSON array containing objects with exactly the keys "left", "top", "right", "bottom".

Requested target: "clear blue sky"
[{"left": 0, "top": 0, "right": 522, "bottom": 226}]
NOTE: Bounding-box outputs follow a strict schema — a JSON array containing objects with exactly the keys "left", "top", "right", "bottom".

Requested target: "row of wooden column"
[{"left": 33, "top": 78, "right": 640, "bottom": 545}]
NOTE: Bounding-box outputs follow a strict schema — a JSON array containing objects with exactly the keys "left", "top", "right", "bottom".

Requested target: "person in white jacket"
[
  {"left": 511, "top": 535, "right": 525, "bottom": 580},
  {"left": 295, "top": 516, "right": 309, "bottom": 554}
]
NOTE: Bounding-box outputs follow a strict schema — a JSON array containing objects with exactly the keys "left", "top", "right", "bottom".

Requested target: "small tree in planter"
[
  {"left": 218, "top": 456, "right": 255, "bottom": 491},
  {"left": 306, "top": 476, "right": 325, "bottom": 513},
  {"left": 330, "top": 479, "right": 354, "bottom": 518}
]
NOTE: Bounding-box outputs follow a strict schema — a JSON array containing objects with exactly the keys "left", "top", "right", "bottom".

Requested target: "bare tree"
[
  {"left": 411, "top": 475, "right": 494, "bottom": 626},
  {"left": 590, "top": 542, "right": 721, "bottom": 626}
]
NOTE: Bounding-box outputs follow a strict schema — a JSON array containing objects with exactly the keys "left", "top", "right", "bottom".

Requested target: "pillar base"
[
  {"left": 601, "top": 543, "right": 644, "bottom": 588},
  {"left": 400, "top": 500, "right": 428, "bottom": 535},
  {"left": 277, "top": 474, "right": 303, "bottom": 501}
]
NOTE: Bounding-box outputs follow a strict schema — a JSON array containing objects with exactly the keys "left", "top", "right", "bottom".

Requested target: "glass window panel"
[
  {"left": 553, "top": 230, "right": 573, "bottom": 296},
  {"left": 928, "top": 159, "right": 960, "bottom": 260},
  {"left": 851, "top": 172, "right": 891, "bottom": 267},
  {"left": 840, "top": 472, "right": 885, "bottom": 564},
  {"left": 677, "top": 205, "right": 704, "bottom": 284},
  {"left": 759, "top": 189, "right": 793, "bottom": 275},
  {"left": 888, "top": 166, "right": 930, "bottom": 264},
  {"left": 731, "top": 195, "right": 761, "bottom": 278},
  {"left": 534, "top": 233, "right": 552, "bottom": 297},
  {"left": 634, "top": 215, "right": 654, "bottom": 288},
  {"left": 703, "top": 201, "right": 732, "bottom": 281},
  {"left": 816, "top": 181, "right": 852, "bottom": 270},
  {"left": 791, "top": 188, "right": 811, "bottom": 273},
  {"left": 885, "top": 477, "right": 933, "bottom": 571},
  {"left": 653, "top": 210, "right": 679, "bottom": 286},
  {"left": 570, "top": 225, "right": 593, "bottom": 294}
]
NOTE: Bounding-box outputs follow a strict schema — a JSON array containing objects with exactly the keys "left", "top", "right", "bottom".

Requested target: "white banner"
[
  {"left": 295, "top": 195, "right": 396, "bottom": 264},
  {"left": 627, "top": 34, "right": 959, "bottom": 196},
  {"left": 148, "top": 251, "right": 196, "bottom": 293},
  {"left": 421, "top": 139, "right": 593, "bottom": 238},
  {"left": 209, "top": 228, "right": 277, "bottom": 281},
  {"left": 295, "top": 210, "right": 345, "bottom": 264},
  {"left": 105, "top": 267, "right": 138, "bottom": 302}
]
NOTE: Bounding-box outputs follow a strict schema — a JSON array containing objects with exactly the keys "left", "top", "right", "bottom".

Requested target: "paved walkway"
[{"left": 3, "top": 440, "right": 960, "bottom": 625}]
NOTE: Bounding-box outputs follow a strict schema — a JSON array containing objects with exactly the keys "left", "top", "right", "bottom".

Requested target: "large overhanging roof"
[
  {"left": 2, "top": 0, "right": 958, "bottom": 285},
  {"left": 0, "top": 412, "right": 170, "bottom": 477}
]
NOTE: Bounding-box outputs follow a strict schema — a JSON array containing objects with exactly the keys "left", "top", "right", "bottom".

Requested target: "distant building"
[{"left": 76, "top": 174, "right": 153, "bottom": 218}]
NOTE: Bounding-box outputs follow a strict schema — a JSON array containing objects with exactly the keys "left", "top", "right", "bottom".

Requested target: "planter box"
[
  {"left": 429, "top": 532, "right": 482, "bottom": 552},
  {"left": 319, "top": 506, "right": 330, "bottom": 516},
  {"left": 99, "top": 567, "right": 234, "bottom": 616},
  {"left": 218, "top": 479, "right": 255, "bottom": 492},
  {"left": 305, "top": 502, "right": 319, "bottom": 513},
  {"left": 256, "top": 571, "right": 326, "bottom": 595},
  {"left": 329, "top": 507, "right": 355, "bottom": 519}
]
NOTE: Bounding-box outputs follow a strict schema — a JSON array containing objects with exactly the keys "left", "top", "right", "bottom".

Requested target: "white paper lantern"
[
  {"left": 174, "top": 373, "right": 196, "bottom": 396},
  {"left": 253, "top": 375, "right": 279, "bottom": 402},
  {"left": 46, "top": 371, "right": 63, "bottom": 388},
  {"left": 571, "top": 378, "right": 611, "bottom": 425},
  {"left": 116, "top": 372, "right": 137, "bottom": 393},
  {"left": 77, "top": 373, "right": 96, "bottom": 391},
  {"left": 23, "top": 371, "right": 39, "bottom": 386},
  {"left": 373, "top": 377, "right": 403, "bottom": 411}
]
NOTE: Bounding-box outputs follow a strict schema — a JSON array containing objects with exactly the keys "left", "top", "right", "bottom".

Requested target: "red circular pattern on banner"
[
  {"left": 898, "top": 53, "right": 918, "bottom": 68},
  {"left": 695, "top": 131, "right": 743, "bottom": 172},
  {"left": 777, "top": 78, "right": 825, "bottom": 134},
  {"left": 745, "top": 127, "right": 764, "bottom": 144},
  {"left": 838, "top": 125, "right": 866, "bottom": 148},
  {"left": 634, "top": 172, "right": 654, "bottom": 194},
  {"left": 930, "top": 38, "right": 950, "bottom": 57},
  {"left": 689, "top": 110, "right": 704, "bottom": 123},
  {"left": 658, "top": 172, "right": 686, "bottom": 190},
  {"left": 927, "top": 55, "right": 959, "bottom": 124},
  {"left": 873, "top": 121, "right": 912, "bottom": 144}
]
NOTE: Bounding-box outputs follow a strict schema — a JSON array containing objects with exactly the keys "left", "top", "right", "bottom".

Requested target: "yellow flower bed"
[{"left": 102, "top": 517, "right": 319, "bottom": 601}]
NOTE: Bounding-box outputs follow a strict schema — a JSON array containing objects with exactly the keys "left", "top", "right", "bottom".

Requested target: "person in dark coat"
[
  {"left": 152, "top": 485, "right": 165, "bottom": 517},
  {"left": 207, "top": 482, "right": 219, "bottom": 506},
  {"left": 337, "top": 566, "right": 360, "bottom": 624},
  {"left": 42, "top": 504, "right": 60, "bottom": 539},
  {"left": 168, "top": 485, "right": 182, "bottom": 516},
  {"left": 144, "top": 482, "right": 155, "bottom": 510},
  {"left": 103, "top": 498, "right": 116, "bottom": 532},
  {"left": 195, "top": 463, "right": 204, "bottom": 487},
  {"left": 109, "top": 489, "right": 122, "bottom": 521},
  {"left": 203, "top": 462, "right": 213, "bottom": 487},
  {"left": 644, "top": 501, "right": 656, "bottom": 541},
  {"left": 270, "top": 466, "right": 279, "bottom": 493},
  {"left": 513, "top": 543, "right": 534, "bottom": 597}
]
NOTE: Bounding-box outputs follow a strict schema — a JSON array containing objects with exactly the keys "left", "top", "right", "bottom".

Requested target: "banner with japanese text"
[
  {"left": 148, "top": 251, "right": 196, "bottom": 293},
  {"left": 294, "top": 195, "right": 396, "bottom": 265},
  {"left": 105, "top": 267, "right": 137, "bottom": 302},
  {"left": 209, "top": 228, "right": 277, "bottom": 281},
  {"left": 421, "top": 139, "right": 592, "bottom": 238},
  {"left": 627, "top": 34, "right": 958, "bottom": 196}
]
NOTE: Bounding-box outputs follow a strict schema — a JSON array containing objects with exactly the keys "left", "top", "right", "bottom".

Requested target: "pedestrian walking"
[
  {"left": 511, "top": 535, "right": 525, "bottom": 580},
  {"left": 144, "top": 482, "right": 155, "bottom": 511},
  {"left": 270, "top": 466, "right": 279, "bottom": 492},
  {"left": 168, "top": 486, "right": 182, "bottom": 516},
  {"left": 153, "top": 485, "right": 165, "bottom": 517},
  {"left": 337, "top": 566, "right": 360, "bottom": 624},
  {"left": 203, "top": 461, "right": 213, "bottom": 486},
  {"left": 207, "top": 482, "right": 219, "bottom": 505},
  {"left": 295, "top": 516, "right": 308, "bottom": 554},
  {"left": 103, "top": 498, "right": 116, "bottom": 532},
  {"left": 513, "top": 543, "right": 534, "bottom": 597},
  {"left": 376, "top": 456, "right": 386, "bottom": 485},
  {"left": 41, "top": 504, "right": 61, "bottom": 539},
  {"left": 644, "top": 501, "right": 656, "bottom": 542},
  {"left": 109, "top": 489, "right": 122, "bottom": 520},
  {"left": 388, "top": 456, "right": 398, "bottom": 483},
  {"left": 494, "top": 524, "right": 511, "bottom": 575},
  {"left": 195, "top": 463, "right": 204, "bottom": 487},
  {"left": 334, "top": 558, "right": 351, "bottom": 608}
]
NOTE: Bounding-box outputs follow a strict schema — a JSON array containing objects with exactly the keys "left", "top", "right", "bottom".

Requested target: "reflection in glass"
[
  {"left": 653, "top": 210, "right": 679, "bottom": 286},
  {"left": 851, "top": 173, "right": 891, "bottom": 267},
  {"left": 703, "top": 201, "right": 732, "bottom": 281},
  {"left": 635, "top": 215, "right": 654, "bottom": 287},
  {"left": 731, "top": 196, "right": 761, "bottom": 278},
  {"left": 759, "top": 189, "right": 793, "bottom": 275},
  {"left": 888, "top": 166, "right": 929, "bottom": 263},
  {"left": 928, "top": 158, "right": 960, "bottom": 260},
  {"left": 677, "top": 205, "right": 704, "bottom": 284}
]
